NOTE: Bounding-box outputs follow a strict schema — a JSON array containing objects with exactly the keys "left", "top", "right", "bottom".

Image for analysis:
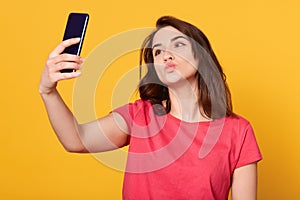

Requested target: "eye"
[
  {"left": 153, "top": 49, "right": 163, "bottom": 56},
  {"left": 174, "top": 42, "right": 186, "bottom": 48}
]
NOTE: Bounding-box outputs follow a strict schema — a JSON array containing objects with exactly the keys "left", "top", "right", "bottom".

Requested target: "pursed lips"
[{"left": 165, "top": 62, "right": 176, "bottom": 71}]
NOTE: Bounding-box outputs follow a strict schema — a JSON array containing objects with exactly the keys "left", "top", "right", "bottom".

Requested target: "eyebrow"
[{"left": 152, "top": 35, "right": 188, "bottom": 49}]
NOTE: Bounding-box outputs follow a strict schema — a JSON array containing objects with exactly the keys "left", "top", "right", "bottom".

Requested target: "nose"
[{"left": 163, "top": 50, "right": 174, "bottom": 62}]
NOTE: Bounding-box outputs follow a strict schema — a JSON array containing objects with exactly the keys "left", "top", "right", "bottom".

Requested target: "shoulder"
[
  {"left": 130, "top": 99, "right": 152, "bottom": 110},
  {"left": 124, "top": 99, "right": 153, "bottom": 117},
  {"left": 112, "top": 99, "right": 153, "bottom": 123},
  {"left": 113, "top": 99, "right": 151, "bottom": 113},
  {"left": 225, "top": 115, "right": 263, "bottom": 168},
  {"left": 224, "top": 114, "right": 252, "bottom": 132},
  {"left": 224, "top": 114, "right": 260, "bottom": 149},
  {"left": 220, "top": 114, "right": 257, "bottom": 145}
]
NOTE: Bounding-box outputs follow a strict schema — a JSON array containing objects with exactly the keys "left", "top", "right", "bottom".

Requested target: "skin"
[
  {"left": 39, "top": 29, "right": 258, "bottom": 199},
  {"left": 232, "top": 163, "right": 258, "bottom": 200}
]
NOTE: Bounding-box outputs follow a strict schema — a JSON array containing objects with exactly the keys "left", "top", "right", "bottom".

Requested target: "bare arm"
[
  {"left": 39, "top": 38, "right": 128, "bottom": 153},
  {"left": 231, "top": 162, "right": 258, "bottom": 200}
]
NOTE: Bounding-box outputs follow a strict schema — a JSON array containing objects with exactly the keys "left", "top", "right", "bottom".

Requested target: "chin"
[
  {"left": 161, "top": 73, "right": 182, "bottom": 84},
  {"left": 164, "top": 77, "right": 194, "bottom": 88}
]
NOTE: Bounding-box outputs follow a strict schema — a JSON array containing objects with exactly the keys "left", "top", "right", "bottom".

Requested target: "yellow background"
[{"left": 1, "top": 0, "right": 300, "bottom": 199}]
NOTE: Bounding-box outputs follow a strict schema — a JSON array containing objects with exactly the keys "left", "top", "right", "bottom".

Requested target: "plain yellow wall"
[{"left": 1, "top": 0, "right": 300, "bottom": 199}]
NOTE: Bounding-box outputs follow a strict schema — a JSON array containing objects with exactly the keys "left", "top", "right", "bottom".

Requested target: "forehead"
[{"left": 153, "top": 26, "right": 186, "bottom": 44}]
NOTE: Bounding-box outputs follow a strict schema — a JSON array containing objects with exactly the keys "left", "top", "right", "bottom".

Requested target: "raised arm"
[{"left": 39, "top": 38, "right": 129, "bottom": 153}]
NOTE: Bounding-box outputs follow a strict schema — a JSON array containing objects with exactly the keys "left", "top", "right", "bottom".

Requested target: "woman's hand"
[{"left": 39, "top": 38, "right": 84, "bottom": 95}]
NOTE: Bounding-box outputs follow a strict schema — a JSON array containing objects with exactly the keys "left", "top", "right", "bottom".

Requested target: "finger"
[
  {"left": 49, "top": 70, "right": 82, "bottom": 83},
  {"left": 51, "top": 53, "right": 84, "bottom": 65},
  {"left": 48, "top": 38, "right": 81, "bottom": 58},
  {"left": 54, "top": 62, "right": 82, "bottom": 72},
  {"left": 58, "top": 71, "right": 82, "bottom": 80}
]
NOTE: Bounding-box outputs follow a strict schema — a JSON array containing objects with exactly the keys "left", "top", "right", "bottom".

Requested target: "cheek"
[
  {"left": 174, "top": 47, "right": 198, "bottom": 67},
  {"left": 153, "top": 55, "right": 163, "bottom": 66},
  {"left": 153, "top": 64, "right": 164, "bottom": 78},
  {"left": 153, "top": 57, "right": 166, "bottom": 78},
  {"left": 180, "top": 64, "right": 198, "bottom": 79},
  {"left": 177, "top": 55, "right": 199, "bottom": 75},
  {"left": 183, "top": 52, "right": 198, "bottom": 67}
]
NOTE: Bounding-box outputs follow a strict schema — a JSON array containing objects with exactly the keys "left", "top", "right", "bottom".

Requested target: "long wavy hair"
[{"left": 139, "top": 16, "right": 234, "bottom": 119}]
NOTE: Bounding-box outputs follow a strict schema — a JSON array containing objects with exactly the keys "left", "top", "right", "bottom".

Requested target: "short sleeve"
[
  {"left": 112, "top": 99, "right": 153, "bottom": 134},
  {"left": 235, "top": 123, "right": 262, "bottom": 169},
  {"left": 112, "top": 103, "right": 133, "bottom": 133}
]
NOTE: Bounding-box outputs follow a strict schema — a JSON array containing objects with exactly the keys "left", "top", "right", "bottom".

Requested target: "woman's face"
[{"left": 152, "top": 26, "right": 199, "bottom": 87}]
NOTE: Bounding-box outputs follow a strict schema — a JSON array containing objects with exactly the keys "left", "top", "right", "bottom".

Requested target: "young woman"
[{"left": 39, "top": 16, "right": 262, "bottom": 200}]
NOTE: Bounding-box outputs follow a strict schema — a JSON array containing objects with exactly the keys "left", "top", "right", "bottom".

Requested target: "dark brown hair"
[{"left": 139, "top": 16, "right": 234, "bottom": 119}]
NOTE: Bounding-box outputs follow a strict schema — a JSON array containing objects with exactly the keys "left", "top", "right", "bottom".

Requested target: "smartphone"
[{"left": 60, "top": 13, "right": 89, "bottom": 73}]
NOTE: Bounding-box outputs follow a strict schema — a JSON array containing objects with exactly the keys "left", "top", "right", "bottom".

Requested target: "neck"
[{"left": 167, "top": 82, "right": 210, "bottom": 122}]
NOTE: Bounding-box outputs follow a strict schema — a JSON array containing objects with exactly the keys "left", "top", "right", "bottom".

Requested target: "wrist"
[{"left": 39, "top": 86, "right": 57, "bottom": 96}]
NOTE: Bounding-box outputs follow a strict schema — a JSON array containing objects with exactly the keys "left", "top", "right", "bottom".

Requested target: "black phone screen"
[
  {"left": 62, "top": 13, "right": 89, "bottom": 55},
  {"left": 60, "top": 13, "right": 89, "bottom": 73}
]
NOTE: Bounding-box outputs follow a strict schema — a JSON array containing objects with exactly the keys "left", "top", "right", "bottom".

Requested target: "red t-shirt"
[{"left": 113, "top": 100, "right": 262, "bottom": 200}]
